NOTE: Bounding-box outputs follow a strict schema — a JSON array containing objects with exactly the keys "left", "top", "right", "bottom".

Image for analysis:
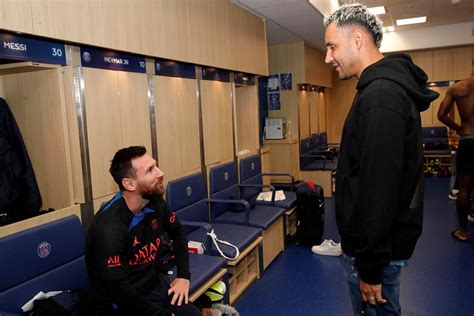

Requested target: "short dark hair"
[
  {"left": 109, "top": 146, "right": 147, "bottom": 191},
  {"left": 324, "top": 3, "right": 383, "bottom": 48}
]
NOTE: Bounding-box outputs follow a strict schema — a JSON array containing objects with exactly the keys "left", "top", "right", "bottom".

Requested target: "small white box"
[
  {"left": 265, "top": 118, "right": 286, "bottom": 139},
  {"left": 188, "top": 240, "right": 206, "bottom": 254}
]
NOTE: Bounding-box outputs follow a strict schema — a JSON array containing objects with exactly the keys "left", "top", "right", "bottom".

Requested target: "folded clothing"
[{"left": 256, "top": 190, "right": 286, "bottom": 201}]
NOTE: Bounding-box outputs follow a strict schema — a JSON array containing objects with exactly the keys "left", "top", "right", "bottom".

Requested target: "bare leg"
[{"left": 455, "top": 174, "right": 473, "bottom": 239}]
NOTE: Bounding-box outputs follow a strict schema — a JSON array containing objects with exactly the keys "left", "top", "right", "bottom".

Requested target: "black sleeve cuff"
[
  {"left": 177, "top": 269, "right": 191, "bottom": 280},
  {"left": 358, "top": 264, "right": 384, "bottom": 285}
]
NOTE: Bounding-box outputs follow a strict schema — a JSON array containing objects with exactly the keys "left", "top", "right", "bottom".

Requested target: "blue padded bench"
[
  {"left": 422, "top": 126, "right": 451, "bottom": 155},
  {"left": 239, "top": 153, "right": 297, "bottom": 210},
  {"left": 299, "top": 136, "right": 337, "bottom": 171},
  {"left": 0, "top": 215, "right": 89, "bottom": 315},
  {"left": 0, "top": 215, "right": 230, "bottom": 313},
  {"left": 209, "top": 161, "right": 285, "bottom": 270},
  {"left": 166, "top": 172, "right": 262, "bottom": 261},
  {"left": 166, "top": 172, "right": 262, "bottom": 303},
  {"left": 209, "top": 161, "right": 285, "bottom": 229},
  {"left": 298, "top": 135, "right": 335, "bottom": 197},
  {"left": 239, "top": 154, "right": 298, "bottom": 244},
  {"left": 171, "top": 253, "right": 228, "bottom": 303}
]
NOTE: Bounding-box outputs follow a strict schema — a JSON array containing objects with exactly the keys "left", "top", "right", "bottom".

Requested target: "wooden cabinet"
[
  {"left": 0, "top": 0, "right": 33, "bottom": 33},
  {"left": 227, "top": 237, "right": 262, "bottom": 304},
  {"left": 299, "top": 91, "right": 310, "bottom": 138},
  {"left": 410, "top": 50, "right": 433, "bottom": 79},
  {"left": 235, "top": 85, "right": 260, "bottom": 155},
  {"left": 264, "top": 139, "right": 300, "bottom": 183},
  {"left": 304, "top": 45, "right": 332, "bottom": 87},
  {"left": 432, "top": 48, "right": 453, "bottom": 81},
  {"left": 1, "top": 65, "right": 76, "bottom": 210},
  {"left": 1, "top": 0, "right": 269, "bottom": 75},
  {"left": 201, "top": 81, "right": 234, "bottom": 166},
  {"left": 84, "top": 69, "right": 151, "bottom": 199},
  {"left": 409, "top": 46, "right": 472, "bottom": 82},
  {"left": 154, "top": 76, "right": 201, "bottom": 183},
  {"left": 452, "top": 46, "right": 473, "bottom": 80}
]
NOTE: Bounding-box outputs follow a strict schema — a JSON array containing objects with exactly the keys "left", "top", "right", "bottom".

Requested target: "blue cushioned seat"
[
  {"left": 169, "top": 253, "right": 226, "bottom": 296},
  {"left": 422, "top": 126, "right": 451, "bottom": 155},
  {"left": 0, "top": 215, "right": 89, "bottom": 314},
  {"left": 239, "top": 154, "right": 297, "bottom": 210},
  {"left": 187, "top": 254, "right": 226, "bottom": 294},
  {"left": 300, "top": 134, "right": 338, "bottom": 171},
  {"left": 166, "top": 172, "right": 261, "bottom": 259},
  {"left": 209, "top": 161, "right": 285, "bottom": 229},
  {"left": 212, "top": 204, "right": 284, "bottom": 229},
  {"left": 187, "top": 223, "right": 260, "bottom": 257}
]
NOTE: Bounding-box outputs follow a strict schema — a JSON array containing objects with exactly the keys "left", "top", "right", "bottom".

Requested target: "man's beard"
[{"left": 141, "top": 184, "right": 164, "bottom": 200}]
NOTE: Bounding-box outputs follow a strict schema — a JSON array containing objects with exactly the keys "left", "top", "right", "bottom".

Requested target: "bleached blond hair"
[{"left": 324, "top": 3, "right": 383, "bottom": 48}]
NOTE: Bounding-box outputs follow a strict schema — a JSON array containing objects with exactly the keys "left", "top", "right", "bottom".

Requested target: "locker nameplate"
[
  {"left": 80, "top": 46, "right": 146, "bottom": 73},
  {"left": 0, "top": 32, "right": 66, "bottom": 65}
]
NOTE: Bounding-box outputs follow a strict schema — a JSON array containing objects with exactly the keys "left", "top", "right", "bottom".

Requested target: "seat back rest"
[
  {"left": 209, "top": 162, "right": 243, "bottom": 220},
  {"left": 0, "top": 215, "right": 85, "bottom": 291},
  {"left": 422, "top": 126, "right": 449, "bottom": 150},
  {"left": 0, "top": 215, "right": 88, "bottom": 313},
  {"left": 300, "top": 137, "right": 312, "bottom": 155},
  {"left": 311, "top": 134, "right": 320, "bottom": 150},
  {"left": 422, "top": 126, "right": 447, "bottom": 138},
  {"left": 174, "top": 200, "right": 210, "bottom": 230},
  {"left": 209, "top": 161, "right": 238, "bottom": 194},
  {"left": 300, "top": 137, "right": 316, "bottom": 168},
  {"left": 0, "top": 258, "right": 88, "bottom": 313},
  {"left": 319, "top": 132, "right": 328, "bottom": 147},
  {"left": 166, "top": 173, "right": 209, "bottom": 232},
  {"left": 239, "top": 154, "right": 263, "bottom": 203},
  {"left": 166, "top": 172, "right": 206, "bottom": 211},
  {"left": 239, "top": 154, "right": 262, "bottom": 181},
  {"left": 240, "top": 176, "right": 262, "bottom": 204},
  {"left": 210, "top": 185, "right": 242, "bottom": 220}
]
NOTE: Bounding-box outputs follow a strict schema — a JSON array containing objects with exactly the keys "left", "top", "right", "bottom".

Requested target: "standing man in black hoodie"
[{"left": 324, "top": 4, "right": 438, "bottom": 315}]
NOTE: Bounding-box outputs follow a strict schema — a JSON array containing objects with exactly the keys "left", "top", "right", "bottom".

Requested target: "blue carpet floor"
[{"left": 235, "top": 176, "right": 474, "bottom": 315}]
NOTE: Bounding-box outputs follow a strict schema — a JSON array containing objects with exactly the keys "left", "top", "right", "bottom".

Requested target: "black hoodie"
[{"left": 335, "top": 54, "right": 439, "bottom": 284}]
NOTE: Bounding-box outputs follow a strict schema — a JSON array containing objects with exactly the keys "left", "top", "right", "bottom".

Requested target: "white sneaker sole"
[{"left": 311, "top": 246, "right": 342, "bottom": 257}]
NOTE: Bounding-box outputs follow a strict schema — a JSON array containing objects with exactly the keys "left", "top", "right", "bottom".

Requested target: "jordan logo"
[{"left": 133, "top": 237, "right": 141, "bottom": 247}]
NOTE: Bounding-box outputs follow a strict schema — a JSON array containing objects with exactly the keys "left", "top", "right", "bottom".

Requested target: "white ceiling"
[{"left": 232, "top": 0, "right": 474, "bottom": 52}]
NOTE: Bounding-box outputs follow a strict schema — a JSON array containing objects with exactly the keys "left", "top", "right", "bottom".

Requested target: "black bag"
[
  {"left": 296, "top": 182, "right": 325, "bottom": 245},
  {"left": 31, "top": 289, "right": 95, "bottom": 316},
  {"left": 155, "top": 231, "right": 176, "bottom": 273}
]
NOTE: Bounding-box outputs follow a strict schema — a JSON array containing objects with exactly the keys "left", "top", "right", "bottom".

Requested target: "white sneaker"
[
  {"left": 468, "top": 212, "right": 474, "bottom": 222},
  {"left": 311, "top": 239, "right": 342, "bottom": 256},
  {"left": 448, "top": 189, "right": 459, "bottom": 200}
]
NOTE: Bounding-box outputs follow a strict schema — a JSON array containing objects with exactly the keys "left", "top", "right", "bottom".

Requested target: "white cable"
[{"left": 207, "top": 229, "right": 240, "bottom": 260}]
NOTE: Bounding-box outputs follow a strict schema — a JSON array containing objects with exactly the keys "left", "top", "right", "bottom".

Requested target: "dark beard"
[{"left": 142, "top": 189, "right": 164, "bottom": 200}]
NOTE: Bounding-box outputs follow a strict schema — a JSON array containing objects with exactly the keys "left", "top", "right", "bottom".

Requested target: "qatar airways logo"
[{"left": 129, "top": 237, "right": 161, "bottom": 266}]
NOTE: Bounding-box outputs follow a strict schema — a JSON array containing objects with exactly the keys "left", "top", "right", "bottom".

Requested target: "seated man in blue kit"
[{"left": 85, "top": 146, "right": 201, "bottom": 316}]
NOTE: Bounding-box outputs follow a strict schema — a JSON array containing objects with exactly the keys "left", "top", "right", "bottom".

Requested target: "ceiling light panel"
[
  {"left": 396, "top": 16, "right": 427, "bottom": 25},
  {"left": 368, "top": 6, "right": 386, "bottom": 15}
]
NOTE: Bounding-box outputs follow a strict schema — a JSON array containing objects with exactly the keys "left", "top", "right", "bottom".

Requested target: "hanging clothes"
[{"left": 0, "top": 98, "right": 42, "bottom": 222}]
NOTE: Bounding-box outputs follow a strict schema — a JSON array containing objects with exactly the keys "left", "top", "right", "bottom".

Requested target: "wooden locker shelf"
[
  {"left": 285, "top": 207, "right": 297, "bottom": 236},
  {"left": 227, "top": 236, "right": 262, "bottom": 304},
  {"left": 0, "top": 61, "right": 60, "bottom": 75}
]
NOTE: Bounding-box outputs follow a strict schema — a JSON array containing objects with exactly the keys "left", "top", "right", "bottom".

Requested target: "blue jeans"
[{"left": 342, "top": 253, "right": 408, "bottom": 316}]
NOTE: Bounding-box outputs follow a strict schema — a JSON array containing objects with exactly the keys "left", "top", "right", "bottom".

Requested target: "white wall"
[{"left": 380, "top": 22, "right": 473, "bottom": 53}]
